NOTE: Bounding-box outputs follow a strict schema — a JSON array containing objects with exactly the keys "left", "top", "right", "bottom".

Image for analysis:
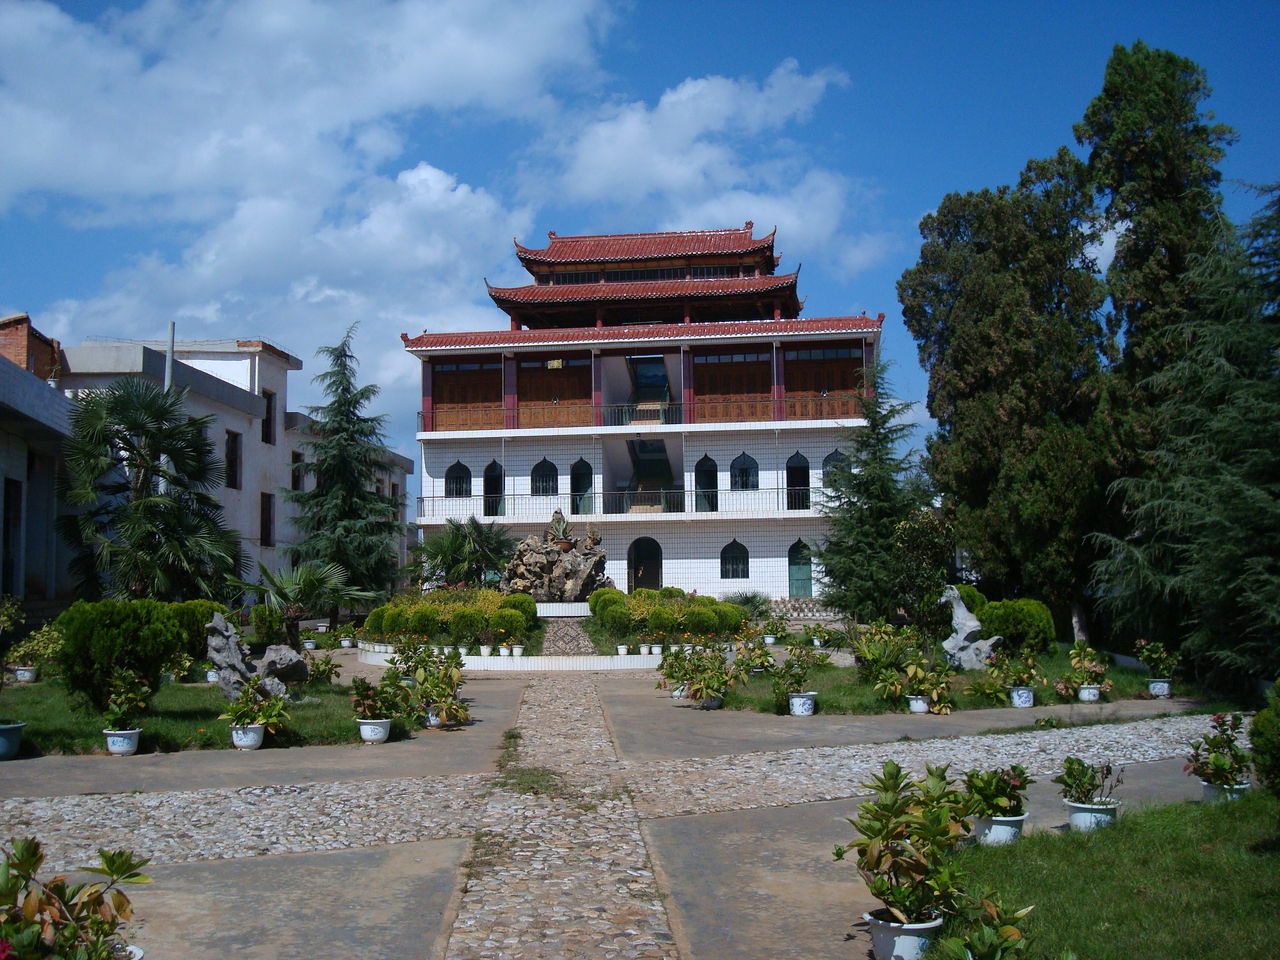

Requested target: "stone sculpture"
[
  {"left": 499, "top": 521, "right": 614, "bottom": 602},
  {"left": 939, "top": 586, "right": 1001, "bottom": 670},
  {"left": 206, "top": 613, "right": 305, "bottom": 700}
]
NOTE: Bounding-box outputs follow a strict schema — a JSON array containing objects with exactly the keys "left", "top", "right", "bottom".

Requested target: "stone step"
[{"left": 542, "top": 617, "right": 597, "bottom": 656}]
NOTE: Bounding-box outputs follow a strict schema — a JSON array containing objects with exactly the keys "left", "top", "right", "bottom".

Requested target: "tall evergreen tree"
[
  {"left": 816, "top": 362, "right": 927, "bottom": 621},
  {"left": 1091, "top": 188, "right": 1280, "bottom": 685},
  {"left": 286, "top": 324, "right": 402, "bottom": 595},
  {"left": 59, "top": 377, "right": 244, "bottom": 601},
  {"left": 1075, "top": 40, "right": 1236, "bottom": 385},
  {"left": 898, "top": 150, "right": 1113, "bottom": 621}
]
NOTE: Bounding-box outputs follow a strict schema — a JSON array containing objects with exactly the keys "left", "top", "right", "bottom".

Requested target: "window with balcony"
[
  {"left": 445, "top": 461, "right": 471, "bottom": 498},
  {"left": 823, "top": 449, "right": 848, "bottom": 486},
  {"left": 483, "top": 461, "right": 504, "bottom": 516},
  {"left": 786, "top": 452, "right": 811, "bottom": 510},
  {"left": 730, "top": 452, "right": 758, "bottom": 490},
  {"left": 694, "top": 454, "right": 718, "bottom": 512},
  {"left": 720, "top": 540, "right": 749, "bottom": 579},
  {"left": 531, "top": 458, "right": 558, "bottom": 496}
]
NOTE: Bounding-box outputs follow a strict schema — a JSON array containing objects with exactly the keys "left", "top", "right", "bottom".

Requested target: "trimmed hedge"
[
  {"left": 381, "top": 607, "right": 408, "bottom": 634},
  {"left": 364, "top": 605, "right": 387, "bottom": 634},
  {"left": 599, "top": 605, "right": 633, "bottom": 641},
  {"left": 647, "top": 606, "right": 678, "bottom": 634},
  {"left": 977, "top": 598, "right": 1055, "bottom": 653},
  {"left": 449, "top": 607, "right": 487, "bottom": 643},
  {"left": 409, "top": 605, "right": 441, "bottom": 636},
  {"left": 490, "top": 607, "right": 527, "bottom": 640},
  {"left": 658, "top": 586, "right": 686, "bottom": 600},
  {"left": 1252, "top": 692, "right": 1280, "bottom": 800},
  {"left": 500, "top": 593, "right": 537, "bottom": 626},
  {"left": 171, "top": 599, "right": 229, "bottom": 660},
  {"left": 683, "top": 606, "right": 719, "bottom": 636},
  {"left": 588, "top": 588, "right": 626, "bottom": 615},
  {"left": 714, "top": 602, "right": 746, "bottom": 635},
  {"left": 956, "top": 584, "right": 988, "bottom": 614},
  {"left": 55, "top": 599, "right": 186, "bottom": 712}
]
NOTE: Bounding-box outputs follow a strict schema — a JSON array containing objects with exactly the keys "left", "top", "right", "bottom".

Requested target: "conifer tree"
[
  {"left": 816, "top": 362, "right": 926, "bottom": 621},
  {"left": 286, "top": 324, "right": 402, "bottom": 595}
]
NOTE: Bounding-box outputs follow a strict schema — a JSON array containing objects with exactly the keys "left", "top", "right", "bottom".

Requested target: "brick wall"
[{"left": 0, "top": 315, "right": 62, "bottom": 381}]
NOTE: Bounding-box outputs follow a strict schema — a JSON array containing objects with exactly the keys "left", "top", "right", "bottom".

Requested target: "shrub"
[
  {"left": 448, "top": 607, "right": 487, "bottom": 644},
  {"left": 249, "top": 603, "right": 284, "bottom": 646},
  {"left": 648, "top": 606, "right": 677, "bottom": 635},
  {"left": 588, "top": 587, "right": 626, "bottom": 615},
  {"left": 363, "top": 605, "right": 387, "bottom": 634},
  {"left": 599, "top": 604, "right": 633, "bottom": 641},
  {"left": 683, "top": 606, "right": 719, "bottom": 636},
  {"left": 631, "top": 588, "right": 661, "bottom": 603},
  {"left": 976, "top": 598, "right": 1054, "bottom": 653},
  {"left": 7, "top": 623, "right": 64, "bottom": 671},
  {"left": 500, "top": 593, "right": 537, "bottom": 626},
  {"left": 955, "top": 584, "right": 987, "bottom": 614},
  {"left": 721, "top": 590, "right": 772, "bottom": 621},
  {"left": 381, "top": 606, "right": 408, "bottom": 635},
  {"left": 714, "top": 602, "right": 746, "bottom": 636},
  {"left": 592, "top": 591, "right": 627, "bottom": 617},
  {"left": 1250, "top": 687, "right": 1280, "bottom": 801},
  {"left": 490, "top": 607, "right": 527, "bottom": 641},
  {"left": 171, "top": 599, "right": 229, "bottom": 660},
  {"left": 687, "top": 594, "right": 717, "bottom": 607},
  {"left": 55, "top": 599, "right": 186, "bottom": 712},
  {"left": 408, "top": 605, "right": 442, "bottom": 636},
  {"left": 658, "top": 586, "right": 686, "bottom": 600}
]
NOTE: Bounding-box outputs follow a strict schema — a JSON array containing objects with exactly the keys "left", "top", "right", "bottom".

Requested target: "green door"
[{"left": 788, "top": 539, "right": 812, "bottom": 599}]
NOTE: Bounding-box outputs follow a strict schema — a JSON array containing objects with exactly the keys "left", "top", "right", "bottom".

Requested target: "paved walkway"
[
  {"left": 541, "top": 618, "right": 597, "bottom": 655},
  {"left": 0, "top": 672, "right": 1223, "bottom": 960}
]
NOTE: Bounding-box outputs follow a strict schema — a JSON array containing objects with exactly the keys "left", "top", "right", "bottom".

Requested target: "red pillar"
[
  {"left": 771, "top": 343, "right": 786, "bottom": 421},
  {"left": 503, "top": 355, "right": 517, "bottom": 429},
  {"left": 592, "top": 351, "right": 603, "bottom": 426},
  {"left": 682, "top": 350, "right": 695, "bottom": 423},
  {"left": 420, "top": 358, "right": 433, "bottom": 431}
]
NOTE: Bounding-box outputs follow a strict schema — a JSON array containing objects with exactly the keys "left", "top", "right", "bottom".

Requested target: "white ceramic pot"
[
  {"left": 788, "top": 691, "right": 818, "bottom": 716},
  {"left": 425, "top": 708, "right": 442, "bottom": 728},
  {"left": 479, "top": 645, "right": 493, "bottom": 657},
  {"left": 512, "top": 645, "right": 524, "bottom": 657},
  {"left": 864, "top": 912, "right": 944, "bottom": 960},
  {"left": 499, "top": 646, "right": 511, "bottom": 657},
  {"left": 1201, "top": 780, "right": 1250, "bottom": 803},
  {"left": 1077, "top": 684, "right": 1101, "bottom": 703},
  {"left": 103, "top": 729, "right": 142, "bottom": 757},
  {"left": 13, "top": 666, "right": 37, "bottom": 683},
  {"left": 763, "top": 634, "right": 777, "bottom": 646},
  {"left": 357, "top": 718, "right": 393, "bottom": 744},
  {"left": 302, "top": 639, "right": 317, "bottom": 650},
  {"left": 205, "top": 669, "right": 220, "bottom": 683},
  {"left": 616, "top": 645, "right": 628, "bottom": 656},
  {"left": 972, "top": 812, "right": 1028, "bottom": 846},
  {"left": 230, "top": 723, "right": 265, "bottom": 751},
  {"left": 339, "top": 638, "right": 352, "bottom": 648},
  {"left": 1009, "top": 686, "right": 1035, "bottom": 708},
  {"left": 1148, "top": 678, "right": 1172, "bottom": 698},
  {"left": 1064, "top": 798, "right": 1120, "bottom": 831},
  {"left": 671, "top": 684, "right": 688, "bottom": 699},
  {"left": 906, "top": 695, "right": 929, "bottom": 714},
  {"left": 811, "top": 637, "right": 822, "bottom": 647}
]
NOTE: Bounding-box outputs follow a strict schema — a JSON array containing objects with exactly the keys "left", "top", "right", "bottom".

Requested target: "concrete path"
[{"left": 0, "top": 671, "right": 1223, "bottom": 960}]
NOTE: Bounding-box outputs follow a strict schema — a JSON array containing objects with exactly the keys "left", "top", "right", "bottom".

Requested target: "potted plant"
[
  {"left": 547, "top": 514, "right": 575, "bottom": 551},
  {"left": 1053, "top": 639, "right": 1112, "bottom": 702},
  {"left": 1134, "top": 637, "right": 1178, "bottom": 698},
  {"left": 102, "top": 670, "right": 151, "bottom": 757},
  {"left": 1052, "top": 757, "right": 1123, "bottom": 831},
  {"left": 899, "top": 656, "right": 956, "bottom": 715},
  {"left": 733, "top": 640, "right": 774, "bottom": 675},
  {"left": 761, "top": 615, "right": 787, "bottom": 646},
  {"left": 6, "top": 621, "right": 60, "bottom": 685},
  {"left": 834, "top": 761, "right": 968, "bottom": 960},
  {"left": 990, "top": 653, "right": 1041, "bottom": 708},
  {"left": 963, "top": 765, "right": 1035, "bottom": 845},
  {"left": 771, "top": 645, "right": 830, "bottom": 716},
  {"left": 933, "top": 894, "right": 1036, "bottom": 960},
  {"left": 304, "top": 650, "right": 342, "bottom": 685},
  {"left": 1185, "top": 712, "right": 1252, "bottom": 801},
  {"left": 683, "top": 648, "right": 739, "bottom": 709},
  {"left": 656, "top": 646, "right": 693, "bottom": 698},
  {"left": 350, "top": 674, "right": 409, "bottom": 744},
  {"left": 218, "top": 677, "right": 290, "bottom": 750}
]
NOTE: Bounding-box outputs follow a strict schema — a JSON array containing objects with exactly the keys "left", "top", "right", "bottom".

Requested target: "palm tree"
[
  {"left": 234, "top": 561, "right": 377, "bottom": 648},
  {"left": 411, "top": 517, "right": 516, "bottom": 588},
  {"left": 58, "top": 377, "right": 244, "bottom": 601}
]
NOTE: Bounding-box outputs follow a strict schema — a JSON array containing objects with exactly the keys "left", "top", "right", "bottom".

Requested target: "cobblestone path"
[{"left": 541, "top": 619, "right": 597, "bottom": 655}]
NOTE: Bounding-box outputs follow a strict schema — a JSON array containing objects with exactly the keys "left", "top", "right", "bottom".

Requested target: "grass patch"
[
  {"left": 948, "top": 792, "right": 1280, "bottom": 959},
  {"left": 723, "top": 645, "right": 1217, "bottom": 716},
  {"left": 3, "top": 678, "right": 364, "bottom": 755},
  {"left": 493, "top": 726, "right": 571, "bottom": 797}
]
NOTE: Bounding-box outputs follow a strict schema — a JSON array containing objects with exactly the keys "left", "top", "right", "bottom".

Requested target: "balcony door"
[
  {"left": 483, "top": 461, "right": 504, "bottom": 517},
  {"left": 627, "top": 537, "right": 662, "bottom": 592}
]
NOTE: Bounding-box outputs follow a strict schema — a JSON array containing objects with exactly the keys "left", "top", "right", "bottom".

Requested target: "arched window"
[
  {"left": 483, "top": 460, "right": 504, "bottom": 516},
  {"left": 444, "top": 461, "right": 471, "bottom": 498},
  {"left": 570, "top": 458, "right": 593, "bottom": 514},
  {"left": 720, "top": 539, "right": 749, "bottom": 579},
  {"left": 823, "top": 449, "right": 847, "bottom": 471},
  {"left": 730, "top": 452, "right": 758, "bottom": 490},
  {"left": 788, "top": 539, "right": 813, "bottom": 599},
  {"left": 531, "top": 458, "right": 558, "bottom": 496},
  {"left": 694, "top": 454, "right": 718, "bottom": 512},
  {"left": 786, "top": 451, "right": 810, "bottom": 510}
]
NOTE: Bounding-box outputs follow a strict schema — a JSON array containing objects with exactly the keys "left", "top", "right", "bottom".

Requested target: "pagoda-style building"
[{"left": 403, "top": 223, "right": 882, "bottom": 598}]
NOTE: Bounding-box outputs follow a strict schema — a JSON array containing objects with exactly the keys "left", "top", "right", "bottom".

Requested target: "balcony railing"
[
  {"left": 416, "top": 486, "right": 829, "bottom": 521},
  {"left": 418, "top": 395, "right": 864, "bottom": 431}
]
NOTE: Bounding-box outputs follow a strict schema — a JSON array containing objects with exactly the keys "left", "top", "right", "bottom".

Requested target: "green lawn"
[
  {"left": 943, "top": 792, "right": 1280, "bottom": 959},
  {"left": 3, "top": 678, "right": 365, "bottom": 755}
]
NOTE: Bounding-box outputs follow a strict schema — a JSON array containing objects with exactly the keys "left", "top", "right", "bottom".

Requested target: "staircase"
[{"left": 541, "top": 618, "right": 596, "bottom": 655}]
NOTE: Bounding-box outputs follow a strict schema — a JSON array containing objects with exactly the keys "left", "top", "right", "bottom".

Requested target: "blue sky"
[{"left": 2, "top": 0, "right": 1276, "bottom": 458}]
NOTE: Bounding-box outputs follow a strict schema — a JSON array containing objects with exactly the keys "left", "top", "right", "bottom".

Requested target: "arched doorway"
[
  {"left": 788, "top": 539, "right": 813, "bottom": 599},
  {"left": 570, "top": 458, "right": 593, "bottom": 515},
  {"left": 483, "top": 460, "right": 504, "bottom": 517},
  {"left": 694, "top": 454, "right": 718, "bottom": 512},
  {"left": 627, "top": 537, "right": 662, "bottom": 592},
  {"left": 786, "top": 452, "right": 810, "bottom": 510}
]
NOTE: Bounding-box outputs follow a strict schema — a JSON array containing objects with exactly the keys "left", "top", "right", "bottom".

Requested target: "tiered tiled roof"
[
  {"left": 401, "top": 315, "right": 881, "bottom": 352},
  {"left": 487, "top": 272, "right": 797, "bottom": 306},
  {"left": 514, "top": 222, "right": 775, "bottom": 265}
]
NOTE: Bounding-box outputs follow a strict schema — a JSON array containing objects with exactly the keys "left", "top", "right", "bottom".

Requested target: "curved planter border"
[{"left": 359, "top": 643, "right": 665, "bottom": 671}]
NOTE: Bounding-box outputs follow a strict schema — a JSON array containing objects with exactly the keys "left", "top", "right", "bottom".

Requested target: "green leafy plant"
[
  {"left": 7, "top": 623, "right": 63, "bottom": 671},
  {"left": 363, "top": 605, "right": 387, "bottom": 634},
  {"left": 1250, "top": 687, "right": 1280, "bottom": 820},
  {"left": 770, "top": 645, "right": 830, "bottom": 712},
  {"left": 599, "top": 604, "right": 633, "bottom": 641},
  {"left": 1052, "top": 757, "right": 1123, "bottom": 805},
  {"left": 1133, "top": 637, "right": 1179, "bottom": 679},
  {"left": 733, "top": 640, "right": 774, "bottom": 674},
  {"left": 499, "top": 593, "right": 537, "bottom": 627},
  {"left": 102, "top": 670, "right": 152, "bottom": 730},
  {"left": 655, "top": 646, "right": 693, "bottom": 692},
  {"left": 1185, "top": 713, "right": 1251, "bottom": 786},
  {"left": 218, "top": 677, "right": 290, "bottom": 734},
  {"left": 988, "top": 652, "right": 1042, "bottom": 690},
  {"left": 721, "top": 591, "right": 772, "bottom": 621},
  {"left": 249, "top": 602, "right": 285, "bottom": 646},
  {"left": 682, "top": 647, "right": 741, "bottom": 705},
  {"left": 448, "top": 607, "right": 487, "bottom": 646},
  {"left": 1054, "top": 639, "right": 1112, "bottom": 699},
  {"left": 965, "top": 673, "right": 1009, "bottom": 704},
  {"left": 547, "top": 514, "right": 573, "bottom": 541},
  {"left": 761, "top": 615, "right": 788, "bottom": 639},
  {"left": 934, "top": 894, "right": 1036, "bottom": 960},
  {"left": 350, "top": 673, "right": 410, "bottom": 720},
  {"left": 0, "top": 837, "right": 151, "bottom": 959},
  {"left": 55, "top": 599, "right": 185, "bottom": 711},
  {"left": 833, "top": 761, "right": 969, "bottom": 923},
  {"left": 587, "top": 587, "right": 626, "bottom": 616},
  {"left": 853, "top": 619, "right": 920, "bottom": 675},
  {"left": 305, "top": 651, "right": 342, "bottom": 684},
  {"left": 976, "top": 599, "right": 1055, "bottom": 654},
  {"left": 964, "top": 765, "right": 1036, "bottom": 818},
  {"left": 489, "top": 607, "right": 526, "bottom": 642},
  {"left": 681, "top": 605, "right": 718, "bottom": 637}
]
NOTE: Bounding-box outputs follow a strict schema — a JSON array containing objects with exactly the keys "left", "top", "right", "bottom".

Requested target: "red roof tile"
[
  {"left": 401, "top": 315, "right": 882, "bottom": 352},
  {"left": 488, "top": 273, "right": 797, "bottom": 305},
  {"left": 515, "top": 223, "right": 775, "bottom": 264}
]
